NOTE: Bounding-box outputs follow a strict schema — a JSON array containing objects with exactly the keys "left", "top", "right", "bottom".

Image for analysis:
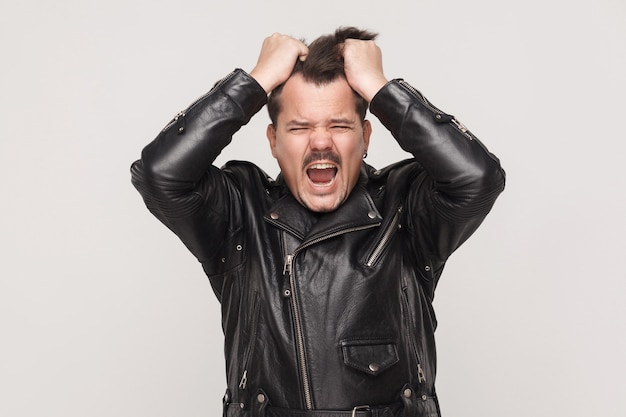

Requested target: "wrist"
[
  {"left": 357, "top": 76, "right": 388, "bottom": 103},
  {"left": 249, "top": 68, "right": 275, "bottom": 94}
]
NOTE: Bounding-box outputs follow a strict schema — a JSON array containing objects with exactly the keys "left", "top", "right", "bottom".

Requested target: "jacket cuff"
[
  {"left": 369, "top": 79, "right": 428, "bottom": 139},
  {"left": 211, "top": 69, "right": 268, "bottom": 120}
]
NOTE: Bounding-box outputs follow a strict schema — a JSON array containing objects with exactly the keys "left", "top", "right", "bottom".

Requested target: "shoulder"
[
  {"left": 222, "top": 160, "right": 274, "bottom": 183},
  {"left": 365, "top": 159, "right": 426, "bottom": 187},
  {"left": 221, "top": 160, "right": 286, "bottom": 199},
  {"left": 364, "top": 159, "right": 429, "bottom": 210}
]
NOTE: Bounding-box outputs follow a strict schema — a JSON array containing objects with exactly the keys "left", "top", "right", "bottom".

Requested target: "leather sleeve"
[
  {"left": 369, "top": 80, "right": 506, "bottom": 275},
  {"left": 130, "top": 69, "right": 268, "bottom": 263}
]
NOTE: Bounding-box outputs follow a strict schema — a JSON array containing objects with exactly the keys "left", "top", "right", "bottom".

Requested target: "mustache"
[{"left": 303, "top": 152, "right": 341, "bottom": 169}]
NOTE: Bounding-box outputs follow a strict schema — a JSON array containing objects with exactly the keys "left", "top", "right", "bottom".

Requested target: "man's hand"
[
  {"left": 249, "top": 33, "right": 309, "bottom": 94},
  {"left": 342, "top": 39, "right": 388, "bottom": 103}
]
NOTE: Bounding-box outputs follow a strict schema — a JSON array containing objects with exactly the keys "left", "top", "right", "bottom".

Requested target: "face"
[{"left": 267, "top": 74, "right": 371, "bottom": 213}]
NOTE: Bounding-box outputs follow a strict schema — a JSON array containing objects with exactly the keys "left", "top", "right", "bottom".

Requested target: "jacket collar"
[{"left": 264, "top": 172, "right": 382, "bottom": 244}]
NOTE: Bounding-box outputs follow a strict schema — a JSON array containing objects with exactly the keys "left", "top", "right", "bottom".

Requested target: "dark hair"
[{"left": 266, "top": 26, "right": 378, "bottom": 125}]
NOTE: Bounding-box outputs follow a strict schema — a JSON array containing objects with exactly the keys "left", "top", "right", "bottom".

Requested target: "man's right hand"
[{"left": 249, "top": 33, "right": 309, "bottom": 94}]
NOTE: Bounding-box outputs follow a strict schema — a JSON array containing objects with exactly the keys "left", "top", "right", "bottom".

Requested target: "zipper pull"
[
  {"left": 283, "top": 254, "right": 293, "bottom": 275},
  {"left": 238, "top": 370, "right": 248, "bottom": 390},
  {"left": 451, "top": 118, "right": 472, "bottom": 140},
  {"left": 174, "top": 111, "right": 186, "bottom": 135},
  {"left": 417, "top": 363, "right": 426, "bottom": 383}
]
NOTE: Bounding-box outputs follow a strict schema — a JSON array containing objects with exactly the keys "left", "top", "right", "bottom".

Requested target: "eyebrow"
[
  {"left": 285, "top": 118, "right": 356, "bottom": 128},
  {"left": 285, "top": 120, "right": 311, "bottom": 128},
  {"left": 328, "top": 118, "right": 356, "bottom": 125}
]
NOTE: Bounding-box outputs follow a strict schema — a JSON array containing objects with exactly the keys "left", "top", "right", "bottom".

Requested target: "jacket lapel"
[{"left": 264, "top": 176, "right": 382, "bottom": 245}]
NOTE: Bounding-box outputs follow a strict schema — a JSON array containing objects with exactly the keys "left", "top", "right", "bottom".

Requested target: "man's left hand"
[{"left": 342, "top": 39, "right": 388, "bottom": 102}]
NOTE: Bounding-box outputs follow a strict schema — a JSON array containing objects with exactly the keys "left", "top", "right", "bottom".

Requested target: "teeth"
[{"left": 310, "top": 163, "right": 335, "bottom": 169}]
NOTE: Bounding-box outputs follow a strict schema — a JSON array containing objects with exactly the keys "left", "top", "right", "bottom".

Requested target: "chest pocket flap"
[{"left": 340, "top": 338, "right": 399, "bottom": 376}]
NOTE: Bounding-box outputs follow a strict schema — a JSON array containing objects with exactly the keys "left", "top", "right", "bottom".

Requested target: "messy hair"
[{"left": 266, "top": 26, "right": 378, "bottom": 125}]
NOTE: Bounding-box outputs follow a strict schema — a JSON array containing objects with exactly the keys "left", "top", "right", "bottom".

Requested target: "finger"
[{"left": 298, "top": 46, "right": 309, "bottom": 61}]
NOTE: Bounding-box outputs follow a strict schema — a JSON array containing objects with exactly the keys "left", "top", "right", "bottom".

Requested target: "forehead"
[{"left": 277, "top": 74, "right": 358, "bottom": 124}]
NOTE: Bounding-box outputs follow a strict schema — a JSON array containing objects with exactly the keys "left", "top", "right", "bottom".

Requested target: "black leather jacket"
[{"left": 131, "top": 69, "right": 505, "bottom": 417}]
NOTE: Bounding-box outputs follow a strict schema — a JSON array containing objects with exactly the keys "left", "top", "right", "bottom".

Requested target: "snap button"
[
  {"left": 367, "top": 211, "right": 377, "bottom": 219},
  {"left": 257, "top": 393, "right": 266, "bottom": 403},
  {"left": 403, "top": 388, "right": 412, "bottom": 398},
  {"left": 368, "top": 363, "right": 380, "bottom": 373},
  {"left": 270, "top": 212, "right": 279, "bottom": 220},
  {"left": 221, "top": 258, "right": 226, "bottom": 263}
]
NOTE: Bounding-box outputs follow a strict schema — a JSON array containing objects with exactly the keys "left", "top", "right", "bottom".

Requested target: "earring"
[{"left": 363, "top": 151, "right": 368, "bottom": 159}]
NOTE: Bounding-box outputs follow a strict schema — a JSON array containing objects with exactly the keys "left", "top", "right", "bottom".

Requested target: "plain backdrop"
[{"left": 1, "top": 1, "right": 625, "bottom": 416}]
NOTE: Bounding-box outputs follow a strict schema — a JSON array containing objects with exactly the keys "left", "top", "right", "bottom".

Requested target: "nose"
[{"left": 309, "top": 127, "right": 333, "bottom": 151}]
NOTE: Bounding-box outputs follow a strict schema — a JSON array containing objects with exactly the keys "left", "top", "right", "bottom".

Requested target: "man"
[{"left": 131, "top": 27, "right": 505, "bottom": 417}]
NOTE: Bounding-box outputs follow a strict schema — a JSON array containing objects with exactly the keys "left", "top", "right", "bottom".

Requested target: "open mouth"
[{"left": 306, "top": 163, "right": 338, "bottom": 186}]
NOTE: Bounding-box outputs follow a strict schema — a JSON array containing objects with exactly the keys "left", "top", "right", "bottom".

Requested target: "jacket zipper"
[
  {"left": 238, "top": 292, "right": 261, "bottom": 390},
  {"left": 397, "top": 79, "right": 473, "bottom": 140},
  {"left": 161, "top": 70, "right": 239, "bottom": 134},
  {"left": 283, "top": 223, "right": 380, "bottom": 410},
  {"left": 401, "top": 287, "right": 426, "bottom": 384},
  {"left": 365, "top": 205, "right": 403, "bottom": 267},
  {"left": 283, "top": 253, "right": 311, "bottom": 409}
]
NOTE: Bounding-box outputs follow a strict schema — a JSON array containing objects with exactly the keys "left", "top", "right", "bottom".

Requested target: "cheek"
[
  {"left": 274, "top": 139, "right": 306, "bottom": 174},
  {"left": 342, "top": 136, "right": 366, "bottom": 160}
]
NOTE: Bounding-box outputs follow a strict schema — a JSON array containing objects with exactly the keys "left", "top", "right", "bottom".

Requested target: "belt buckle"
[{"left": 351, "top": 405, "right": 370, "bottom": 417}]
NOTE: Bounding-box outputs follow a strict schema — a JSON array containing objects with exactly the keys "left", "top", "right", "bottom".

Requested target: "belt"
[{"left": 266, "top": 403, "right": 402, "bottom": 417}]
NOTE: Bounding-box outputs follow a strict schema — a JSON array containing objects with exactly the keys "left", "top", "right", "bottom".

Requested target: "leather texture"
[{"left": 131, "top": 69, "right": 505, "bottom": 417}]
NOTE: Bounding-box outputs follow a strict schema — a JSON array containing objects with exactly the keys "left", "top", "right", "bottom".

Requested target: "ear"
[
  {"left": 266, "top": 124, "right": 278, "bottom": 158},
  {"left": 362, "top": 119, "right": 372, "bottom": 151}
]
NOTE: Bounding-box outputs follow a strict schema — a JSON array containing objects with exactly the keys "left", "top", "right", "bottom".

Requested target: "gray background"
[{"left": 1, "top": 0, "right": 625, "bottom": 416}]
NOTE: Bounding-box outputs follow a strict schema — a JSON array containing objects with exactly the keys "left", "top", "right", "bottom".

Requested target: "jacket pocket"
[{"left": 340, "top": 338, "right": 399, "bottom": 376}]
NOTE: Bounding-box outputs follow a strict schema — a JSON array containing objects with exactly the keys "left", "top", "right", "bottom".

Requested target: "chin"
[{"left": 301, "top": 195, "right": 344, "bottom": 213}]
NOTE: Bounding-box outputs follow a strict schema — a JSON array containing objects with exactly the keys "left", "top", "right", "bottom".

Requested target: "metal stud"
[
  {"left": 368, "top": 363, "right": 380, "bottom": 373},
  {"left": 403, "top": 388, "right": 412, "bottom": 398}
]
